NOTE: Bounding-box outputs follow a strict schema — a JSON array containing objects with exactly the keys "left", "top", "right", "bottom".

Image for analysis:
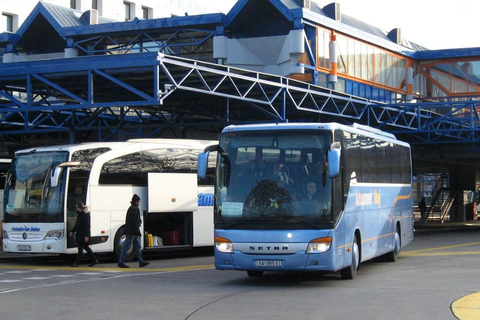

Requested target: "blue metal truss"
[
  {"left": 70, "top": 28, "right": 216, "bottom": 56},
  {"left": 157, "top": 55, "right": 480, "bottom": 146},
  {"left": 0, "top": 52, "right": 479, "bottom": 148},
  {"left": 368, "top": 101, "right": 480, "bottom": 145}
]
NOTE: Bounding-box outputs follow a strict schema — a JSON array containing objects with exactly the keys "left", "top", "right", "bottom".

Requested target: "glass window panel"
[
  {"left": 392, "top": 56, "right": 398, "bottom": 88},
  {"left": 142, "top": 6, "right": 149, "bottom": 19},
  {"left": 317, "top": 29, "right": 326, "bottom": 69},
  {"left": 324, "top": 31, "right": 330, "bottom": 70},
  {"left": 124, "top": 2, "right": 131, "bottom": 21},
  {"left": 361, "top": 43, "right": 368, "bottom": 80},
  {"left": 337, "top": 36, "right": 347, "bottom": 74},
  {"left": 354, "top": 41, "right": 362, "bottom": 78},
  {"left": 347, "top": 39, "right": 355, "bottom": 76},
  {"left": 3, "top": 14, "right": 13, "bottom": 32},
  {"left": 386, "top": 54, "right": 393, "bottom": 87}
]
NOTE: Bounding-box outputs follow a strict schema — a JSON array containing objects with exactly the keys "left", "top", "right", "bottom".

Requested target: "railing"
[{"left": 439, "top": 191, "right": 457, "bottom": 223}]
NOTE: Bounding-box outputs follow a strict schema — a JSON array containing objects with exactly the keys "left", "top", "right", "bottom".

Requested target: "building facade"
[{"left": 1, "top": 0, "right": 480, "bottom": 220}]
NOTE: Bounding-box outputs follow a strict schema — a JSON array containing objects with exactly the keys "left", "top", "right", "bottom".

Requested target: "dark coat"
[
  {"left": 124, "top": 204, "right": 142, "bottom": 236},
  {"left": 71, "top": 210, "right": 91, "bottom": 238},
  {"left": 419, "top": 199, "right": 427, "bottom": 213}
]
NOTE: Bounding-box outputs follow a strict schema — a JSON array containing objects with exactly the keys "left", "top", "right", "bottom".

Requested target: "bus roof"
[
  {"left": 222, "top": 122, "right": 409, "bottom": 147},
  {"left": 128, "top": 138, "right": 217, "bottom": 149},
  {"left": 14, "top": 142, "right": 130, "bottom": 155},
  {"left": 13, "top": 139, "right": 218, "bottom": 156}
]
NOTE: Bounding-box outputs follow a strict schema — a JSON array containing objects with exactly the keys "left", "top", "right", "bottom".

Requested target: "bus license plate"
[
  {"left": 255, "top": 260, "right": 283, "bottom": 267},
  {"left": 17, "top": 245, "right": 31, "bottom": 251}
]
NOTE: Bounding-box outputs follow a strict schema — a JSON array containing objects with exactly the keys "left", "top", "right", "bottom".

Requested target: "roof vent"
[
  {"left": 387, "top": 28, "right": 402, "bottom": 45},
  {"left": 81, "top": 9, "right": 99, "bottom": 25},
  {"left": 295, "top": 0, "right": 311, "bottom": 9},
  {"left": 323, "top": 3, "right": 341, "bottom": 22}
]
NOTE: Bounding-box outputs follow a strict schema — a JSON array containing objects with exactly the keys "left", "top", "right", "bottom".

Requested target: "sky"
[{"left": 197, "top": 0, "right": 479, "bottom": 50}]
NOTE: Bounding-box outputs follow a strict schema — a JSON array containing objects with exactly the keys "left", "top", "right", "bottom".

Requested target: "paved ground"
[
  {"left": 1, "top": 220, "right": 479, "bottom": 262},
  {"left": 1, "top": 227, "right": 479, "bottom": 319}
]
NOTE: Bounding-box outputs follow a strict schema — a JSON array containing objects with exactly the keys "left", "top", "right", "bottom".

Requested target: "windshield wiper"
[
  {"left": 280, "top": 215, "right": 321, "bottom": 229},
  {"left": 216, "top": 221, "right": 247, "bottom": 229}
]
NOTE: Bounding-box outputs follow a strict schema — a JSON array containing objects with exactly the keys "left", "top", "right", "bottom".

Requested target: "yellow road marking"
[
  {"left": 403, "top": 241, "right": 480, "bottom": 257},
  {"left": 0, "top": 264, "right": 215, "bottom": 272},
  {"left": 406, "top": 241, "right": 480, "bottom": 253},
  {"left": 403, "top": 251, "right": 480, "bottom": 257},
  {"left": 403, "top": 241, "right": 480, "bottom": 319},
  {"left": 452, "top": 292, "right": 480, "bottom": 320}
]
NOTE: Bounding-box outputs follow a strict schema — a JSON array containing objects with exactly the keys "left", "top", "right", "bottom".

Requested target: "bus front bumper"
[
  {"left": 215, "top": 250, "right": 336, "bottom": 272},
  {"left": 3, "top": 238, "right": 66, "bottom": 254}
]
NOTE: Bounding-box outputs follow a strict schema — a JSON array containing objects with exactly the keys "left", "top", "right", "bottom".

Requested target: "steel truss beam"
[
  {"left": 158, "top": 55, "right": 372, "bottom": 119},
  {"left": 368, "top": 101, "right": 480, "bottom": 145},
  {"left": 72, "top": 29, "right": 215, "bottom": 56},
  {"left": 0, "top": 52, "right": 479, "bottom": 148}
]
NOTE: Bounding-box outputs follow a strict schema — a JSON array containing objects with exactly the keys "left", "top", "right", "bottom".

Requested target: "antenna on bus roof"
[{"left": 352, "top": 123, "right": 396, "bottom": 140}]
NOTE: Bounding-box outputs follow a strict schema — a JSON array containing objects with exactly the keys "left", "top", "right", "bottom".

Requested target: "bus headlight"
[
  {"left": 306, "top": 237, "right": 332, "bottom": 254},
  {"left": 215, "top": 236, "right": 233, "bottom": 253},
  {"left": 44, "top": 230, "right": 64, "bottom": 240}
]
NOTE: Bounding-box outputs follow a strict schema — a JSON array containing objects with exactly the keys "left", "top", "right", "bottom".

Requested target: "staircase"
[{"left": 425, "top": 174, "right": 456, "bottom": 223}]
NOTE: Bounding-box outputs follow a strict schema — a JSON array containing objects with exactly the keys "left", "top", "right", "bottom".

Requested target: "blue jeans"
[{"left": 119, "top": 235, "right": 144, "bottom": 264}]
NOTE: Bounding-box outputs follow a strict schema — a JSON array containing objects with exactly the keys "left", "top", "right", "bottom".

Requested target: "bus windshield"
[
  {"left": 4, "top": 151, "right": 69, "bottom": 223},
  {"left": 216, "top": 130, "right": 335, "bottom": 229}
]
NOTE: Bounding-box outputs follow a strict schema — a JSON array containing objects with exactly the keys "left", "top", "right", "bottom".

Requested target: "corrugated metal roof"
[
  {"left": 41, "top": 2, "right": 118, "bottom": 28},
  {"left": 341, "top": 14, "right": 388, "bottom": 41},
  {"left": 279, "top": 0, "right": 302, "bottom": 10},
  {"left": 275, "top": 0, "right": 426, "bottom": 51},
  {"left": 0, "top": 0, "right": 455, "bottom": 56}
]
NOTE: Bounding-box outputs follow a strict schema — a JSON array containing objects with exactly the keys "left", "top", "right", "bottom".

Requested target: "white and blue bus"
[
  {"left": 198, "top": 122, "right": 414, "bottom": 279},
  {"left": 2, "top": 139, "right": 217, "bottom": 260}
]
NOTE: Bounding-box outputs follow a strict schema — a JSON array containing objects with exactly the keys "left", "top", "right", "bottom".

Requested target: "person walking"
[
  {"left": 69, "top": 202, "right": 98, "bottom": 267},
  {"left": 117, "top": 194, "right": 149, "bottom": 268},
  {"left": 419, "top": 197, "right": 427, "bottom": 224}
]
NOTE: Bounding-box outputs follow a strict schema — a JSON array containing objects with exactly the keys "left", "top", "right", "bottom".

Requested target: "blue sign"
[{"left": 198, "top": 193, "right": 214, "bottom": 206}]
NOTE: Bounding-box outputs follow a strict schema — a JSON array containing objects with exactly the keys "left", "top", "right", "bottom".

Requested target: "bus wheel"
[
  {"left": 247, "top": 271, "right": 264, "bottom": 277},
  {"left": 385, "top": 226, "right": 401, "bottom": 262},
  {"left": 113, "top": 226, "right": 135, "bottom": 262},
  {"left": 341, "top": 235, "right": 360, "bottom": 280}
]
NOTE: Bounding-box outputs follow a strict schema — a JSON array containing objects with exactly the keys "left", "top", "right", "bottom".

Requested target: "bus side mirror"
[
  {"left": 51, "top": 167, "right": 63, "bottom": 188},
  {"left": 51, "top": 161, "right": 81, "bottom": 187},
  {"left": 197, "top": 152, "right": 209, "bottom": 179},
  {"left": 328, "top": 142, "right": 341, "bottom": 179},
  {"left": 197, "top": 144, "right": 219, "bottom": 179}
]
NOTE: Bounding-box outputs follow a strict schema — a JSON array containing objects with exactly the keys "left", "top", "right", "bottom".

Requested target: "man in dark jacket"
[
  {"left": 117, "top": 194, "right": 149, "bottom": 268},
  {"left": 419, "top": 197, "right": 427, "bottom": 224},
  {"left": 69, "top": 202, "right": 98, "bottom": 267}
]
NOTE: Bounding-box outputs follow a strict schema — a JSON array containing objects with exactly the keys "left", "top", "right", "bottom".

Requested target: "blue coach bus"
[{"left": 198, "top": 122, "right": 414, "bottom": 279}]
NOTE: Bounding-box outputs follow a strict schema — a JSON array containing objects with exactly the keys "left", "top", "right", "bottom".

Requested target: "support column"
[
  {"left": 450, "top": 165, "right": 476, "bottom": 222},
  {"left": 406, "top": 66, "right": 413, "bottom": 101},
  {"left": 2, "top": 44, "right": 16, "bottom": 63},
  {"left": 65, "top": 39, "right": 79, "bottom": 58},
  {"left": 328, "top": 31, "right": 337, "bottom": 88}
]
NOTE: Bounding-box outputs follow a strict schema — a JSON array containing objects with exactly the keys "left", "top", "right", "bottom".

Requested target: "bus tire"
[
  {"left": 341, "top": 235, "right": 360, "bottom": 280},
  {"left": 247, "top": 271, "right": 264, "bottom": 277},
  {"left": 113, "top": 226, "right": 135, "bottom": 262},
  {"left": 385, "top": 226, "right": 401, "bottom": 262}
]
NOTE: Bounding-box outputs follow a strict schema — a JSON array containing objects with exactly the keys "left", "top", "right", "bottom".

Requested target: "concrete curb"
[{"left": 0, "top": 252, "right": 61, "bottom": 263}]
